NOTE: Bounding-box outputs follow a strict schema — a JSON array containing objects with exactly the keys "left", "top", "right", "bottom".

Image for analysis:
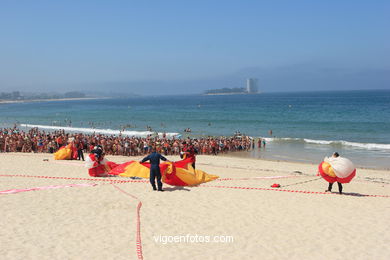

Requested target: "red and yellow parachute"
[
  {"left": 85, "top": 154, "right": 119, "bottom": 177},
  {"left": 110, "top": 158, "right": 219, "bottom": 186},
  {"left": 318, "top": 156, "right": 356, "bottom": 183},
  {"left": 54, "top": 144, "right": 78, "bottom": 160}
]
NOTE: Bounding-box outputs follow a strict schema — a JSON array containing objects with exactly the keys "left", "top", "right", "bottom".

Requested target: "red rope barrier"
[
  {"left": 111, "top": 183, "right": 144, "bottom": 260},
  {"left": 1, "top": 174, "right": 388, "bottom": 197},
  {"left": 0, "top": 183, "right": 97, "bottom": 194},
  {"left": 200, "top": 184, "right": 390, "bottom": 198},
  {"left": 0, "top": 174, "right": 148, "bottom": 184},
  {"left": 215, "top": 175, "right": 300, "bottom": 181}
]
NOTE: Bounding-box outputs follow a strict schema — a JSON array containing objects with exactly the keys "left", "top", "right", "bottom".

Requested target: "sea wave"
[
  {"left": 261, "top": 137, "right": 390, "bottom": 151},
  {"left": 20, "top": 124, "right": 181, "bottom": 138}
]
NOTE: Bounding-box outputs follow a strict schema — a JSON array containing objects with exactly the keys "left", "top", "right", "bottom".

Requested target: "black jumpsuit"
[{"left": 141, "top": 152, "right": 167, "bottom": 191}]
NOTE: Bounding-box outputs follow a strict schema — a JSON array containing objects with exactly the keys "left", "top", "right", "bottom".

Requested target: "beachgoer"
[
  {"left": 211, "top": 140, "right": 218, "bottom": 156},
  {"left": 76, "top": 138, "right": 85, "bottom": 161},
  {"left": 124, "top": 140, "right": 130, "bottom": 156},
  {"left": 48, "top": 140, "right": 55, "bottom": 153},
  {"left": 140, "top": 147, "right": 169, "bottom": 191},
  {"left": 56, "top": 135, "right": 63, "bottom": 149},
  {"left": 182, "top": 142, "right": 197, "bottom": 168}
]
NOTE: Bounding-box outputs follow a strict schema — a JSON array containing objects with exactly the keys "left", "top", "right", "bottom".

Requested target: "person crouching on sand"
[{"left": 85, "top": 145, "right": 111, "bottom": 177}]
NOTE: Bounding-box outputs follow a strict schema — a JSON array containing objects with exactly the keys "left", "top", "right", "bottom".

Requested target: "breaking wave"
[
  {"left": 262, "top": 137, "right": 390, "bottom": 151},
  {"left": 20, "top": 124, "right": 181, "bottom": 138}
]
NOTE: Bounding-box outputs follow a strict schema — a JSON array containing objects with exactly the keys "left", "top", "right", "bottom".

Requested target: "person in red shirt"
[
  {"left": 181, "top": 142, "right": 197, "bottom": 169},
  {"left": 56, "top": 136, "right": 63, "bottom": 149}
]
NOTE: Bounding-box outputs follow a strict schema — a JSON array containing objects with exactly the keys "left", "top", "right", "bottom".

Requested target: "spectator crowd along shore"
[{"left": 0, "top": 127, "right": 254, "bottom": 157}]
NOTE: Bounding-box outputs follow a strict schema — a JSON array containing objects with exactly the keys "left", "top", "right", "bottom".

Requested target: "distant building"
[
  {"left": 246, "top": 78, "right": 258, "bottom": 94},
  {"left": 203, "top": 78, "right": 260, "bottom": 95}
]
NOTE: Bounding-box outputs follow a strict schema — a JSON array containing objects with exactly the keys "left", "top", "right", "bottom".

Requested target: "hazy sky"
[{"left": 0, "top": 0, "right": 389, "bottom": 94}]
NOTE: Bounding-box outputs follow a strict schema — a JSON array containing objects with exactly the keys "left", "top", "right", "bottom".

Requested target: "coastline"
[
  {"left": 203, "top": 92, "right": 260, "bottom": 96},
  {"left": 0, "top": 97, "right": 111, "bottom": 104},
  {"left": 1, "top": 153, "right": 389, "bottom": 259}
]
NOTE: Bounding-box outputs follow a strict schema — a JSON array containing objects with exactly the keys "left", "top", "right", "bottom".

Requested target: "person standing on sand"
[
  {"left": 75, "top": 137, "right": 85, "bottom": 161},
  {"left": 140, "top": 147, "right": 170, "bottom": 191},
  {"left": 182, "top": 142, "right": 197, "bottom": 168},
  {"left": 56, "top": 135, "right": 63, "bottom": 149},
  {"left": 325, "top": 152, "right": 343, "bottom": 194}
]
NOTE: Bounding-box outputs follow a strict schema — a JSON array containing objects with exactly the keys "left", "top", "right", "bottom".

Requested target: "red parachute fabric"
[
  {"left": 85, "top": 154, "right": 119, "bottom": 177},
  {"left": 71, "top": 145, "right": 78, "bottom": 160},
  {"left": 318, "top": 161, "right": 356, "bottom": 184},
  {"left": 109, "top": 161, "right": 134, "bottom": 176}
]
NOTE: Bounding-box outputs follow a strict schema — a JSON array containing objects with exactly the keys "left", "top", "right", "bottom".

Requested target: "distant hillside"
[
  {"left": 205, "top": 87, "right": 247, "bottom": 95},
  {"left": 0, "top": 91, "right": 86, "bottom": 101}
]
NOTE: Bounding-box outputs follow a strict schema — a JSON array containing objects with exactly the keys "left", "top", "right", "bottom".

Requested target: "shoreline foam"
[{"left": 20, "top": 124, "right": 181, "bottom": 138}]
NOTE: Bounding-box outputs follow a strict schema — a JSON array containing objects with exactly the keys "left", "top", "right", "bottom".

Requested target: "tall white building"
[{"left": 246, "top": 78, "right": 258, "bottom": 94}]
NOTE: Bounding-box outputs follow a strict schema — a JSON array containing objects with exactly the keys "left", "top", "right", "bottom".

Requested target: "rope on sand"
[
  {"left": 0, "top": 183, "right": 97, "bottom": 194},
  {"left": 1, "top": 174, "right": 388, "bottom": 197},
  {"left": 111, "top": 183, "right": 144, "bottom": 260},
  {"left": 215, "top": 175, "right": 301, "bottom": 181},
  {"left": 0, "top": 174, "right": 149, "bottom": 184},
  {"left": 199, "top": 184, "right": 390, "bottom": 197},
  {"left": 280, "top": 177, "right": 323, "bottom": 188}
]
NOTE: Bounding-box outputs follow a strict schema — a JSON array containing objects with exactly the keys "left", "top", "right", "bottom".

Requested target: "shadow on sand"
[
  {"left": 329, "top": 191, "right": 377, "bottom": 197},
  {"left": 163, "top": 186, "right": 191, "bottom": 192}
]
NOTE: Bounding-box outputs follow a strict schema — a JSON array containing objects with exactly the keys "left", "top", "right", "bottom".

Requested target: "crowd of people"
[{"left": 0, "top": 127, "right": 255, "bottom": 157}]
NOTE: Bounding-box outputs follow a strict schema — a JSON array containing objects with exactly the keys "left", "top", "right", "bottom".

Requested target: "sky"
[{"left": 0, "top": 0, "right": 389, "bottom": 95}]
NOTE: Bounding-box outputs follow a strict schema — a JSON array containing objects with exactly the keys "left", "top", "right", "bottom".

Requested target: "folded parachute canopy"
[
  {"left": 110, "top": 158, "right": 219, "bottom": 186},
  {"left": 54, "top": 144, "right": 78, "bottom": 160},
  {"left": 318, "top": 156, "right": 356, "bottom": 183},
  {"left": 85, "top": 153, "right": 119, "bottom": 177}
]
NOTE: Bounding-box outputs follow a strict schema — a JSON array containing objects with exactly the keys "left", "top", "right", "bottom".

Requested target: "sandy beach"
[{"left": 1, "top": 153, "right": 389, "bottom": 260}]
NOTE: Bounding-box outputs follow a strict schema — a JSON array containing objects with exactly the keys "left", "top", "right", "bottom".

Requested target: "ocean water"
[{"left": 1, "top": 90, "right": 389, "bottom": 169}]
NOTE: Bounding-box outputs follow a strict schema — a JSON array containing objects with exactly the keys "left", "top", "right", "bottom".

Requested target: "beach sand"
[{"left": 1, "top": 153, "right": 389, "bottom": 260}]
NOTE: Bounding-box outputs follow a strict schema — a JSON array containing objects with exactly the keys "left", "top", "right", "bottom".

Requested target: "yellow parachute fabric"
[
  {"left": 168, "top": 162, "right": 219, "bottom": 186},
  {"left": 321, "top": 162, "right": 336, "bottom": 177},
  {"left": 112, "top": 160, "right": 219, "bottom": 186},
  {"left": 54, "top": 145, "right": 72, "bottom": 160},
  {"left": 117, "top": 162, "right": 151, "bottom": 179}
]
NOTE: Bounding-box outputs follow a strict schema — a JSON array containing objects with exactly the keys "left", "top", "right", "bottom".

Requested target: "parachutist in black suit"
[{"left": 140, "top": 147, "right": 169, "bottom": 191}]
